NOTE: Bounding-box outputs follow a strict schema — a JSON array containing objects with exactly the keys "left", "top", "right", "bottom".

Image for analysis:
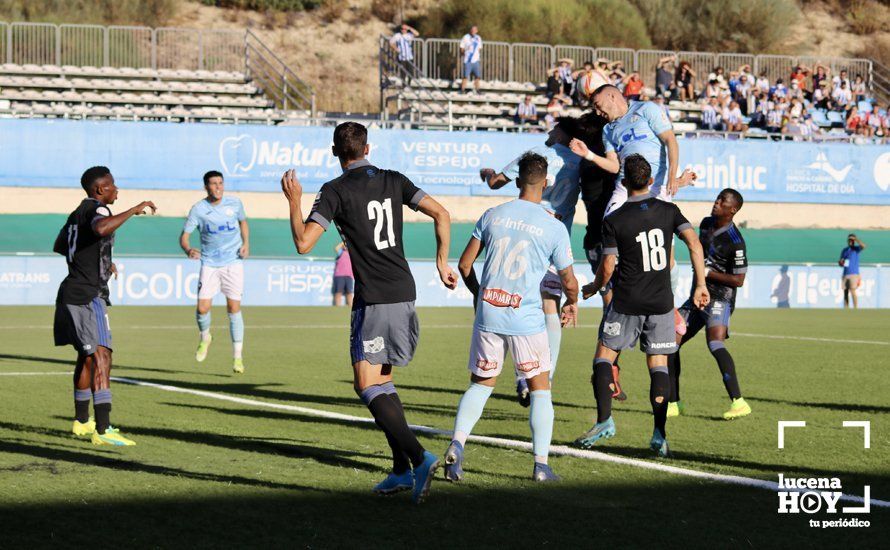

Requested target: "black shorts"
[
  {"left": 333, "top": 276, "right": 354, "bottom": 295},
  {"left": 54, "top": 297, "right": 113, "bottom": 354}
]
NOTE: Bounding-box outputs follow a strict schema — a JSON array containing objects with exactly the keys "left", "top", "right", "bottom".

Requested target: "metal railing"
[
  {"left": 379, "top": 34, "right": 454, "bottom": 127},
  {"left": 0, "top": 20, "right": 315, "bottom": 114},
  {"left": 379, "top": 36, "right": 876, "bottom": 96}
]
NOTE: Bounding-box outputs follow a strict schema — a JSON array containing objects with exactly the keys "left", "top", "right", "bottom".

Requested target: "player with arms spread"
[
  {"left": 444, "top": 152, "right": 579, "bottom": 483},
  {"left": 479, "top": 117, "right": 588, "bottom": 404},
  {"left": 53, "top": 166, "right": 156, "bottom": 446},
  {"left": 280, "top": 122, "right": 458, "bottom": 504},
  {"left": 668, "top": 189, "right": 752, "bottom": 420},
  {"left": 180, "top": 170, "right": 250, "bottom": 374},
  {"left": 574, "top": 155, "right": 708, "bottom": 457}
]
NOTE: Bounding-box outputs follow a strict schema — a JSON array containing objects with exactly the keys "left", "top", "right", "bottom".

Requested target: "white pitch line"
[
  {"left": 3, "top": 323, "right": 889, "bottom": 347},
  {"left": 111, "top": 375, "right": 888, "bottom": 508}
]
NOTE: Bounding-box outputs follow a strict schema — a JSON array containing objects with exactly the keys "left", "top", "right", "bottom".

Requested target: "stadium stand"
[
  {"left": 379, "top": 35, "right": 890, "bottom": 142},
  {"left": 0, "top": 22, "right": 315, "bottom": 124}
]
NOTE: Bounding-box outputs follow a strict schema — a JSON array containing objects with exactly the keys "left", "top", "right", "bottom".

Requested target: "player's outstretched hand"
[
  {"left": 569, "top": 138, "right": 590, "bottom": 158},
  {"left": 693, "top": 284, "right": 710, "bottom": 310},
  {"left": 281, "top": 169, "right": 302, "bottom": 204},
  {"left": 675, "top": 169, "right": 697, "bottom": 191},
  {"left": 581, "top": 282, "right": 599, "bottom": 300},
  {"left": 479, "top": 168, "right": 495, "bottom": 183},
  {"left": 560, "top": 302, "right": 578, "bottom": 327},
  {"left": 438, "top": 264, "right": 458, "bottom": 290},
  {"left": 109, "top": 262, "right": 118, "bottom": 279},
  {"left": 134, "top": 201, "right": 157, "bottom": 215}
]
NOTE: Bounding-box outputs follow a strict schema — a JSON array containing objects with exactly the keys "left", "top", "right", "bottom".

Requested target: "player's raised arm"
[
  {"left": 281, "top": 169, "right": 325, "bottom": 254},
  {"left": 570, "top": 138, "right": 620, "bottom": 174},
  {"left": 677, "top": 226, "right": 709, "bottom": 308},
  {"left": 417, "top": 195, "right": 458, "bottom": 290},
  {"left": 480, "top": 168, "right": 510, "bottom": 190},
  {"left": 657, "top": 129, "right": 681, "bottom": 196},
  {"left": 93, "top": 200, "right": 156, "bottom": 237}
]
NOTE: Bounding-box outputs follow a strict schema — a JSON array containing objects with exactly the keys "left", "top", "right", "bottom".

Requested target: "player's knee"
[{"left": 227, "top": 301, "right": 241, "bottom": 314}]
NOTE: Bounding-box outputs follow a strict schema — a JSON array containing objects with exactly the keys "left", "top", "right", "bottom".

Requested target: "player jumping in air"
[
  {"left": 280, "top": 122, "right": 458, "bottom": 504},
  {"left": 180, "top": 171, "right": 250, "bottom": 373},
  {"left": 668, "top": 189, "right": 752, "bottom": 420},
  {"left": 574, "top": 155, "right": 708, "bottom": 457},
  {"left": 479, "top": 117, "right": 588, "bottom": 406},
  {"left": 53, "top": 166, "right": 156, "bottom": 446},
  {"left": 445, "top": 152, "right": 579, "bottom": 483}
]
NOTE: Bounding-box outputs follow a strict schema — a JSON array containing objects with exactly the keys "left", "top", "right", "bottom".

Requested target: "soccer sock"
[
  {"left": 592, "top": 358, "right": 613, "bottom": 423},
  {"left": 708, "top": 340, "right": 742, "bottom": 400},
  {"left": 381, "top": 383, "right": 411, "bottom": 474},
  {"left": 668, "top": 352, "right": 682, "bottom": 402},
  {"left": 93, "top": 389, "right": 112, "bottom": 434},
  {"left": 529, "top": 390, "right": 554, "bottom": 465},
  {"left": 360, "top": 385, "right": 426, "bottom": 468},
  {"left": 196, "top": 310, "right": 211, "bottom": 340},
  {"left": 545, "top": 313, "right": 561, "bottom": 380},
  {"left": 74, "top": 389, "right": 91, "bottom": 423},
  {"left": 452, "top": 382, "right": 494, "bottom": 446},
  {"left": 228, "top": 312, "right": 244, "bottom": 358},
  {"left": 649, "top": 366, "right": 669, "bottom": 439}
]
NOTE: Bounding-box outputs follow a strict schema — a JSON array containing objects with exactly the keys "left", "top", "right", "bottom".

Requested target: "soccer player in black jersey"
[
  {"left": 53, "top": 166, "right": 156, "bottom": 446},
  {"left": 574, "top": 154, "right": 708, "bottom": 457},
  {"left": 669, "top": 189, "right": 752, "bottom": 420},
  {"left": 280, "top": 122, "right": 457, "bottom": 504}
]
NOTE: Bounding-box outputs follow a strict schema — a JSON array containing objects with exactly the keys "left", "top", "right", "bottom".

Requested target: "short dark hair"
[
  {"left": 517, "top": 152, "right": 548, "bottom": 185},
  {"left": 203, "top": 170, "right": 223, "bottom": 186},
  {"left": 622, "top": 154, "right": 651, "bottom": 191},
  {"left": 81, "top": 166, "right": 110, "bottom": 192},
  {"left": 332, "top": 121, "right": 368, "bottom": 161},
  {"left": 720, "top": 188, "right": 744, "bottom": 210},
  {"left": 848, "top": 233, "right": 856, "bottom": 238},
  {"left": 591, "top": 83, "right": 619, "bottom": 98}
]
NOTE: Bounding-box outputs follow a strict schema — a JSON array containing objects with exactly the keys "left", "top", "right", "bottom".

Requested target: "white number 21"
[{"left": 368, "top": 199, "right": 396, "bottom": 250}]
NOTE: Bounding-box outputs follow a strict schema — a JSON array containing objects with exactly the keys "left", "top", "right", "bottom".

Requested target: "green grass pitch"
[{"left": 1, "top": 306, "right": 887, "bottom": 547}]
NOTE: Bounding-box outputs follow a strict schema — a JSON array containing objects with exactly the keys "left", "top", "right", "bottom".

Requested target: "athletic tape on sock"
[
  {"left": 93, "top": 389, "right": 112, "bottom": 405},
  {"left": 708, "top": 340, "right": 726, "bottom": 352},
  {"left": 74, "top": 389, "right": 92, "bottom": 401}
]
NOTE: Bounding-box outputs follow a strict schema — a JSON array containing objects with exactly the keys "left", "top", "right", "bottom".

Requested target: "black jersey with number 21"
[
  {"left": 309, "top": 161, "right": 427, "bottom": 304},
  {"left": 602, "top": 196, "right": 692, "bottom": 315},
  {"left": 53, "top": 198, "right": 114, "bottom": 305}
]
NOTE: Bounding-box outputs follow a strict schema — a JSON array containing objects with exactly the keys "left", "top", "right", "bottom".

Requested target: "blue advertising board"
[
  {"left": 1, "top": 255, "right": 886, "bottom": 309},
  {"left": 1, "top": 119, "right": 889, "bottom": 204}
]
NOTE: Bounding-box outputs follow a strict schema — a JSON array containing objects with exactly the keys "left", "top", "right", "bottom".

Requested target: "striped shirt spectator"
[
  {"left": 515, "top": 95, "right": 538, "bottom": 124},
  {"left": 389, "top": 24, "right": 419, "bottom": 62},
  {"left": 702, "top": 98, "right": 721, "bottom": 130}
]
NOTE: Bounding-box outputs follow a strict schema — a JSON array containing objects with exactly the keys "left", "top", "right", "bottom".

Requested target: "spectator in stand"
[
  {"left": 459, "top": 26, "right": 483, "bottom": 94},
  {"left": 656, "top": 55, "right": 678, "bottom": 100},
  {"left": 734, "top": 74, "right": 752, "bottom": 115},
  {"left": 723, "top": 100, "right": 747, "bottom": 132},
  {"left": 557, "top": 58, "right": 575, "bottom": 97},
  {"left": 789, "top": 65, "right": 810, "bottom": 95},
  {"left": 622, "top": 72, "right": 644, "bottom": 101},
  {"left": 789, "top": 97, "right": 804, "bottom": 119},
  {"left": 515, "top": 94, "right": 538, "bottom": 125},
  {"left": 788, "top": 79, "right": 804, "bottom": 101},
  {"left": 708, "top": 66, "right": 727, "bottom": 89},
  {"left": 574, "top": 60, "right": 609, "bottom": 105},
  {"left": 812, "top": 63, "right": 830, "bottom": 94},
  {"left": 868, "top": 104, "right": 885, "bottom": 139},
  {"left": 701, "top": 96, "right": 723, "bottom": 130},
  {"left": 544, "top": 95, "right": 569, "bottom": 129},
  {"left": 748, "top": 89, "right": 767, "bottom": 128},
  {"left": 676, "top": 61, "right": 696, "bottom": 101},
  {"left": 755, "top": 71, "right": 770, "bottom": 94},
  {"left": 882, "top": 110, "right": 890, "bottom": 143},
  {"left": 852, "top": 74, "right": 867, "bottom": 103},
  {"left": 771, "top": 78, "right": 788, "bottom": 100},
  {"left": 839, "top": 234, "right": 866, "bottom": 309},
  {"left": 782, "top": 114, "right": 804, "bottom": 138},
  {"left": 845, "top": 105, "right": 862, "bottom": 134},
  {"left": 546, "top": 66, "right": 562, "bottom": 99},
  {"left": 813, "top": 80, "right": 833, "bottom": 110},
  {"left": 705, "top": 78, "right": 721, "bottom": 99},
  {"left": 801, "top": 113, "right": 821, "bottom": 138},
  {"left": 766, "top": 99, "right": 784, "bottom": 133},
  {"left": 832, "top": 69, "right": 851, "bottom": 92},
  {"left": 332, "top": 242, "right": 354, "bottom": 307},
  {"left": 390, "top": 23, "right": 420, "bottom": 84},
  {"left": 833, "top": 81, "right": 852, "bottom": 111}
]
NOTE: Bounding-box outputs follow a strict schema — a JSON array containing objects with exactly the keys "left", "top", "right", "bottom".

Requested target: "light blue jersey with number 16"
[{"left": 473, "top": 199, "right": 573, "bottom": 336}]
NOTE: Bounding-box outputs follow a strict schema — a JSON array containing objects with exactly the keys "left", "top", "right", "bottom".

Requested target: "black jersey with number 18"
[
  {"left": 308, "top": 160, "right": 427, "bottom": 304},
  {"left": 602, "top": 195, "right": 692, "bottom": 315}
]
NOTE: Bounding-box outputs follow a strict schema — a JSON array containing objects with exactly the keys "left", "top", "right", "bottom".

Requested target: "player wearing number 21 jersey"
[{"left": 445, "top": 152, "right": 579, "bottom": 483}]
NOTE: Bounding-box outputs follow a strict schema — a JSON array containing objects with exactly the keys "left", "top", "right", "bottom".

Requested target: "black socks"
[
  {"left": 592, "top": 359, "right": 613, "bottom": 423},
  {"left": 709, "top": 341, "right": 741, "bottom": 400}
]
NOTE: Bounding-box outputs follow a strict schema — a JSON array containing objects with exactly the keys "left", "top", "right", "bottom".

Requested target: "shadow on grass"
[
  {"left": 0, "top": 353, "right": 230, "bottom": 378},
  {"left": 750, "top": 396, "right": 890, "bottom": 415},
  {"left": 364, "top": 381, "right": 589, "bottom": 410}
]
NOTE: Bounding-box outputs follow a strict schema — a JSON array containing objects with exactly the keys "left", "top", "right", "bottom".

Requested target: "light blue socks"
[
  {"left": 452, "top": 382, "right": 494, "bottom": 445},
  {"left": 229, "top": 311, "right": 244, "bottom": 359},
  {"left": 196, "top": 310, "right": 211, "bottom": 336},
  {"left": 530, "top": 389, "right": 554, "bottom": 463}
]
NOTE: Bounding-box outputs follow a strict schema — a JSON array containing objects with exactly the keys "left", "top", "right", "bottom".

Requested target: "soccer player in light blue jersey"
[
  {"left": 480, "top": 118, "right": 587, "bottom": 405},
  {"left": 446, "top": 152, "right": 579, "bottom": 482},
  {"left": 179, "top": 170, "right": 250, "bottom": 374}
]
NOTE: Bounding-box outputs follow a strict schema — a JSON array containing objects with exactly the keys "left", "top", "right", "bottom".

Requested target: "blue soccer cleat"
[
  {"left": 412, "top": 451, "right": 440, "bottom": 504},
  {"left": 443, "top": 441, "right": 464, "bottom": 482},
  {"left": 650, "top": 429, "right": 671, "bottom": 458},
  {"left": 532, "top": 462, "right": 560, "bottom": 482},
  {"left": 574, "top": 416, "right": 616, "bottom": 449},
  {"left": 372, "top": 470, "right": 414, "bottom": 495}
]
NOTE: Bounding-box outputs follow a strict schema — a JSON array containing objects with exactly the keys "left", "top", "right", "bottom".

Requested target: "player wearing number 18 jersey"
[
  {"left": 445, "top": 152, "right": 579, "bottom": 483},
  {"left": 574, "top": 154, "right": 708, "bottom": 457},
  {"left": 280, "top": 122, "right": 457, "bottom": 504}
]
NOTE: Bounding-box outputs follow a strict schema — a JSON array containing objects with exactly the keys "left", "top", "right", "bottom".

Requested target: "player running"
[
  {"left": 668, "top": 189, "right": 752, "bottom": 420},
  {"left": 180, "top": 171, "right": 250, "bottom": 374},
  {"left": 574, "top": 155, "right": 708, "bottom": 457},
  {"left": 444, "top": 152, "right": 579, "bottom": 483},
  {"left": 280, "top": 122, "right": 458, "bottom": 504},
  {"left": 53, "top": 166, "right": 156, "bottom": 446},
  {"left": 479, "top": 117, "right": 588, "bottom": 405}
]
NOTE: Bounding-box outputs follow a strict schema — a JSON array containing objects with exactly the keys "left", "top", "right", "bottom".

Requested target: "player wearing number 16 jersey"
[
  {"left": 444, "top": 152, "right": 579, "bottom": 484},
  {"left": 280, "top": 122, "right": 458, "bottom": 504},
  {"left": 574, "top": 154, "right": 708, "bottom": 457}
]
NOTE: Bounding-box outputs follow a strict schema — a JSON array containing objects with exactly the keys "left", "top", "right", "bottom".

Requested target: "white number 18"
[{"left": 635, "top": 229, "right": 667, "bottom": 272}]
